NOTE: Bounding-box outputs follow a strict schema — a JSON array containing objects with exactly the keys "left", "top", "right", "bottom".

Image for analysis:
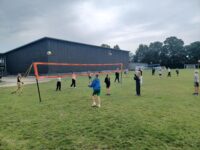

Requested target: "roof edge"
[
  {"left": 45, "top": 36, "right": 130, "bottom": 52},
  {"left": 4, "top": 37, "right": 130, "bottom": 54}
]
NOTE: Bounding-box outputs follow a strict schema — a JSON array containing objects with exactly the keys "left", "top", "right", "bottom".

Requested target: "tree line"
[
  {"left": 101, "top": 44, "right": 120, "bottom": 50},
  {"left": 130, "top": 36, "right": 200, "bottom": 68}
]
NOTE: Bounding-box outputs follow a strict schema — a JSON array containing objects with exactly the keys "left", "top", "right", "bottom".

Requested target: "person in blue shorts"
[{"left": 89, "top": 74, "right": 101, "bottom": 107}]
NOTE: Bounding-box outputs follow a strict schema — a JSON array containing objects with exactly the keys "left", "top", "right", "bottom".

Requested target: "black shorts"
[
  {"left": 106, "top": 84, "right": 110, "bottom": 88},
  {"left": 57, "top": 81, "right": 61, "bottom": 86},
  {"left": 93, "top": 89, "right": 101, "bottom": 96},
  {"left": 194, "top": 82, "right": 199, "bottom": 87}
]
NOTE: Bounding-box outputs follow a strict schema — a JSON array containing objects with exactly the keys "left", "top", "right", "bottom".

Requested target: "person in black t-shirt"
[
  {"left": 152, "top": 67, "right": 155, "bottom": 75},
  {"left": 12, "top": 73, "right": 24, "bottom": 94},
  {"left": 114, "top": 69, "right": 120, "bottom": 83},
  {"left": 56, "top": 77, "right": 61, "bottom": 91},
  {"left": 176, "top": 69, "right": 179, "bottom": 77},
  {"left": 88, "top": 72, "right": 92, "bottom": 84},
  {"left": 104, "top": 74, "right": 111, "bottom": 95},
  {"left": 134, "top": 71, "right": 141, "bottom": 96}
]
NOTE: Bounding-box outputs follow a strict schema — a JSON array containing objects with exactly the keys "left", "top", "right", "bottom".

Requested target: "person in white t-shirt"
[
  {"left": 193, "top": 70, "right": 199, "bottom": 96},
  {"left": 158, "top": 69, "right": 162, "bottom": 78},
  {"left": 167, "top": 67, "right": 171, "bottom": 77}
]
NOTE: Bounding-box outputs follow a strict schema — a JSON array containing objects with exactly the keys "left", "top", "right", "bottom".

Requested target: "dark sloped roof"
[{"left": 4, "top": 37, "right": 129, "bottom": 54}]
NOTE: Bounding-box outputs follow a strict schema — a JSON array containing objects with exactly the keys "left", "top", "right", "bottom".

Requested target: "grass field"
[{"left": 0, "top": 70, "right": 200, "bottom": 150}]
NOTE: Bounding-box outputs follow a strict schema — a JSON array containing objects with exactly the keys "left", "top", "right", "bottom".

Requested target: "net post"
[
  {"left": 23, "top": 64, "right": 33, "bottom": 78},
  {"left": 33, "top": 63, "right": 42, "bottom": 102},
  {"left": 36, "top": 78, "right": 42, "bottom": 102},
  {"left": 120, "top": 63, "right": 123, "bottom": 84}
]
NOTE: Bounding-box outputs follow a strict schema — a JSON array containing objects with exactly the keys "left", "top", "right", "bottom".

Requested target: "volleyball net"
[{"left": 33, "top": 62, "right": 123, "bottom": 79}]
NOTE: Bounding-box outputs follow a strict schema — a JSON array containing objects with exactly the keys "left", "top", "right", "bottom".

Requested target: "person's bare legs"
[
  {"left": 19, "top": 83, "right": 23, "bottom": 94},
  {"left": 108, "top": 88, "right": 110, "bottom": 95},
  {"left": 11, "top": 86, "right": 21, "bottom": 94},
  {"left": 97, "top": 96, "right": 101, "bottom": 107},
  {"left": 95, "top": 96, "right": 99, "bottom": 106},
  {"left": 194, "top": 86, "right": 199, "bottom": 95},
  {"left": 92, "top": 96, "right": 96, "bottom": 106},
  {"left": 195, "top": 86, "right": 199, "bottom": 94}
]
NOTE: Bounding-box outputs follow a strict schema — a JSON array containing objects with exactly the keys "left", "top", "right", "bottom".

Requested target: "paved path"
[{"left": 0, "top": 76, "right": 52, "bottom": 88}]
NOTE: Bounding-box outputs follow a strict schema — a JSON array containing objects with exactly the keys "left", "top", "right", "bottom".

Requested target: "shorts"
[
  {"left": 17, "top": 82, "right": 22, "bottom": 88},
  {"left": 194, "top": 82, "right": 199, "bottom": 87},
  {"left": 106, "top": 84, "right": 110, "bottom": 88},
  {"left": 93, "top": 89, "right": 101, "bottom": 96}
]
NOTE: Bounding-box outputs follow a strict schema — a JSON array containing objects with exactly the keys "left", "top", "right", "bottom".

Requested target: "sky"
[{"left": 0, "top": 0, "right": 200, "bottom": 53}]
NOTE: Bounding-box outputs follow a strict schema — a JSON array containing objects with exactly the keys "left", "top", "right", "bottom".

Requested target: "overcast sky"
[{"left": 0, "top": 0, "right": 200, "bottom": 53}]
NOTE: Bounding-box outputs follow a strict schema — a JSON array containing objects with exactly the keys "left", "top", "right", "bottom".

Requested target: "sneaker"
[
  {"left": 92, "top": 103, "right": 96, "bottom": 107},
  {"left": 97, "top": 104, "right": 101, "bottom": 108}
]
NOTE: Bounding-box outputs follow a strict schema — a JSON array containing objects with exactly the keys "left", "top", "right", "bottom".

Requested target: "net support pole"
[
  {"left": 36, "top": 78, "right": 42, "bottom": 102},
  {"left": 33, "top": 62, "right": 42, "bottom": 102},
  {"left": 120, "top": 63, "right": 123, "bottom": 84}
]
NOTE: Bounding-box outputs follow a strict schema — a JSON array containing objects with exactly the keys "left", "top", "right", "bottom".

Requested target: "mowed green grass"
[{"left": 0, "top": 70, "right": 200, "bottom": 150}]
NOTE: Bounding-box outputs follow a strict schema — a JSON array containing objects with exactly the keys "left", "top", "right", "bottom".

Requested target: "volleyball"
[{"left": 47, "top": 51, "right": 52, "bottom": 55}]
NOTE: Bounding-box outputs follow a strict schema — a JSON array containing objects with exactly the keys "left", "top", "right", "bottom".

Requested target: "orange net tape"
[{"left": 33, "top": 62, "right": 123, "bottom": 79}]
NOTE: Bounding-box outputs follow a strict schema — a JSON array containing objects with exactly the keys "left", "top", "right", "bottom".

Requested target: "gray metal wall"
[
  {"left": 5, "top": 39, "right": 48, "bottom": 75},
  {"left": 5, "top": 37, "right": 129, "bottom": 75},
  {"left": 47, "top": 38, "right": 129, "bottom": 73},
  {"left": 0, "top": 54, "right": 6, "bottom": 76}
]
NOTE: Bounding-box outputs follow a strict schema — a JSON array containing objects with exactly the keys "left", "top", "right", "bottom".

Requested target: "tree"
[
  {"left": 129, "top": 52, "right": 134, "bottom": 63},
  {"left": 134, "top": 36, "right": 200, "bottom": 68},
  {"left": 113, "top": 44, "right": 120, "bottom": 50},
  {"left": 162, "top": 36, "right": 186, "bottom": 68},
  {"left": 185, "top": 41, "right": 200, "bottom": 64},
  {"left": 134, "top": 44, "right": 149, "bottom": 63},
  {"left": 144, "top": 41, "right": 163, "bottom": 64},
  {"left": 101, "top": 44, "right": 111, "bottom": 48}
]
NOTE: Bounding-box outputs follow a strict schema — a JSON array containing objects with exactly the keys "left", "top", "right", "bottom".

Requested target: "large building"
[{"left": 1, "top": 37, "right": 129, "bottom": 75}]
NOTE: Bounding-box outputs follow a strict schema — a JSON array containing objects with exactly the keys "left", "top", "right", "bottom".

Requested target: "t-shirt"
[
  {"left": 139, "top": 70, "right": 143, "bottom": 76},
  {"left": 115, "top": 72, "right": 119, "bottom": 77},
  {"left": 57, "top": 77, "right": 61, "bottom": 82},
  {"left": 134, "top": 74, "right": 140, "bottom": 84},
  {"left": 72, "top": 74, "right": 76, "bottom": 80},
  {"left": 194, "top": 73, "right": 199, "bottom": 83},
  {"left": 90, "top": 78, "right": 101, "bottom": 90},
  {"left": 104, "top": 77, "right": 110, "bottom": 85},
  {"left": 17, "top": 76, "right": 21, "bottom": 82}
]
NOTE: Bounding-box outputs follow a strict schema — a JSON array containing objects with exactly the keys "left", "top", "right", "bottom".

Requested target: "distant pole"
[
  {"left": 120, "top": 64, "right": 123, "bottom": 85},
  {"left": 36, "top": 78, "right": 42, "bottom": 102}
]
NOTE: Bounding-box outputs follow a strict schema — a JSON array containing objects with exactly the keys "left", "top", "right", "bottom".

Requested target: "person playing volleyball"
[
  {"left": 11, "top": 73, "right": 24, "bottom": 94},
  {"left": 89, "top": 74, "right": 101, "bottom": 107},
  {"left": 104, "top": 74, "right": 111, "bottom": 95}
]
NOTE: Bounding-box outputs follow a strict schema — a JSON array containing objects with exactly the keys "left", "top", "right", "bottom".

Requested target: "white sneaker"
[
  {"left": 97, "top": 104, "right": 101, "bottom": 108},
  {"left": 92, "top": 103, "right": 96, "bottom": 107}
]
